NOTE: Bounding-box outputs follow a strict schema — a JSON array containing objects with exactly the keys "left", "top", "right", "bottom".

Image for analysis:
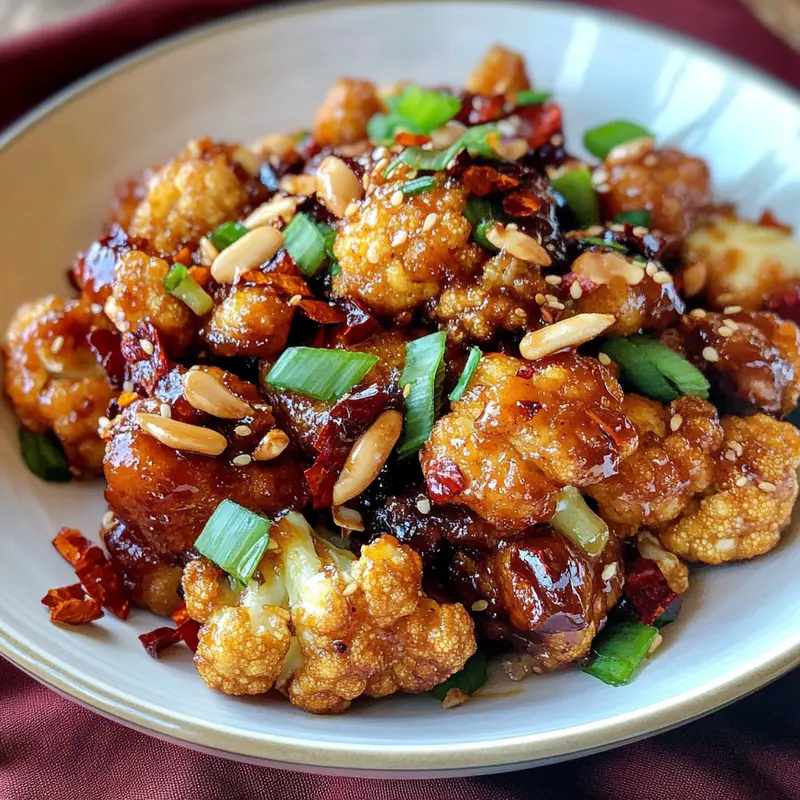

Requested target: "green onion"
[
  {"left": 318, "top": 221, "right": 339, "bottom": 274},
  {"left": 265, "top": 347, "right": 378, "bottom": 403},
  {"left": 398, "top": 331, "right": 447, "bottom": 459},
  {"left": 194, "top": 500, "right": 272, "bottom": 585},
  {"left": 514, "top": 89, "right": 553, "bottom": 106},
  {"left": 615, "top": 209, "right": 652, "bottom": 228},
  {"left": 550, "top": 486, "right": 609, "bottom": 556},
  {"left": 402, "top": 176, "right": 439, "bottom": 196},
  {"left": 367, "top": 85, "right": 461, "bottom": 145},
  {"left": 208, "top": 221, "right": 248, "bottom": 251},
  {"left": 19, "top": 428, "right": 71, "bottom": 482},
  {"left": 283, "top": 214, "right": 328, "bottom": 277},
  {"left": 581, "top": 621, "right": 658, "bottom": 686},
  {"left": 581, "top": 237, "right": 628, "bottom": 253},
  {"left": 163, "top": 264, "right": 214, "bottom": 315},
  {"left": 602, "top": 336, "right": 710, "bottom": 403},
  {"left": 431, "top": 652, "right": 489, "bottom": 701},
  {"left": 583, "top": 120, "right": 653, "bottom": 160},
  {"left": 449, "top": 347, "right": 482, "bottom": 403},
  {"left": 549, "top": 165, "right": 600, "bottom": 228},
  {"left": 463, "top": 196, "right": 503, "bottom": 251}
]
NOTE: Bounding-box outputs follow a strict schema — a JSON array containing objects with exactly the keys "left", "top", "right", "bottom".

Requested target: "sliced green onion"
[
  {"left": 584, "top": 120, "right": 654, "bottom": 160},
  {"left": 265, "top": 347, "right": 378, "bottom": 403},
  {"left": 19, "top": 428, "right": 71, "bottom": 482},
  {"left": 581, "top": 237, "right": 628, "bottom": 253},
  {"left": 368, "top": 85, "right": 461, "bottom": 145},
  {"left": 615, "top": 209, "right": 652, "bottom": 228},
  {"left": 208, "top": 221, "right": 248, "bottom": 252},
  {"left": 398, "top": 331, "right": 447, "bottom": 459},
  {"left": 163, "top": 264, "right": 214, "bottom": 315},
  {"left": 318, "top": 221, "right": 339, "bottom": 274},
  {"left": 402, "top": 176, "right": 439, "bottom": 196},
  {"left": 514, "top": 89, "right": 553, "bottom": 106},
  {"left": 603, "top": 336, "right": 710, "bottom": 402},
  {"left": 284, "top": 213, "right": 328, "bottom": 277},
  {"left": 550, "top": 486, "right": 609, "bottom": 556},
  {"left": 449, "top": 347, "right": 482, "bottom": 403},
  {"left": 431, "top": 652, "right": 488, "bottom": 701},
  {"left": 463, "top": 196, "right": 503, "bottom": 251},
  {"left": 581, "top": 621, "right": 658, "bottom": 686},
  {"left": 549, "top": 165, "right": 600, "bottom": 228},
  {"left": 194, "top": 500, "right": 272, "bottom": 585}
]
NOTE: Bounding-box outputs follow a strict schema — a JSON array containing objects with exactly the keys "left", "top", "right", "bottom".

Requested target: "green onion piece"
[
  {"left": 402, "top": 176, "right": 439, "bottom": 196},
  {"left": 549, "top": 165, "right": 600, "bottom": 228},
  {"left": 398, "top": 331, "right": 447, "bottom": 459},
  {"left": 163, "top": 264, "right": 214, "bottom": 315},
  {"left": 581, "top": 237, "right": 628, "bottom": 253},
  {"left": 194, "top": 500, "right": 272, "bottom": 586},
  {"left": 550, "top": 486, "right": 609, "bottom": 556},
  {"left": 19, "top": 428, "right": 71, "bottom": 482},
  {"left": 283, "top": 213, "right": 328, "bottom": 277},
  {"left": 449, "top": 347, "right": 482, "bottom": 403},
  {"left": 514, "top": 89, "right": 553, "bottom": 106},
  {"left": 368, "top": 85, "right": 461, "bottom": 145},
  {"left": 615, "top": 209, "right": 652, "bottom": 228},
  {"left": 583, "top": 120, "right": 654, "bottom": 160},
  {"left": 431, "top": 652, "right": 489, "bottom": 701},
  {"left": 463, "top": 196, "right": 503, "bottom": 251},
  {"left": 603, "top": 336, "right": 710, "bottom": 402},
  {"left": 581, "top": 621, "right": 658, "bottom": 686},
  {"left": 208, "top": 221, "right": 248, "bottom": 251},
  {"left": 318, "top": 222, "right": 339, "bottom": 274},
  {"left": 265, "top": 347, "right": 378, "bottom": 403}
]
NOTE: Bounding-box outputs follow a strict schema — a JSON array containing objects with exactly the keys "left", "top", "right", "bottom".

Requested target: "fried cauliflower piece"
[
  {"left": 421, "top": 352, "right": 638, "bottom": 529},
  {"left": 128, "top": 138, "right": 257, "bottom": 253},
  {"left": 588, "top": 394, "right": 723, "bottom": 528},
  {"left": 182, "top": 514, "right": 476, "bottom": 713},
  {"left": 657, "top": 414, "right": 800, "bottom": 563},
  {"left": 683, "top": 213, "right": 800, "bottom": 310},
  {"left": 3, "top": 296, "right": 116, "bottom": 476},
  {"left": 314, "top": 78, "right": 382, "bottom": 147},
  {"left": 332, "top": 173, "right": 483, "bottom": 320},
  {"left": 465, "top": 45, "right": 531, "bottom": 97}
]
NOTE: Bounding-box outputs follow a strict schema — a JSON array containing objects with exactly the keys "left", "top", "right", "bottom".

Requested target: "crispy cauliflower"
[
  {"left": 182, "top": 513, "right": 476, "bottom": 713},
  {"left": 465, "top": 44, "right": 531, "bottom": 97},
  {"left": 657, "top": 414, "right": 800, "bottom": 563},
  {"left": 313, "top": 78, "right": 382, "bottom": 148}
]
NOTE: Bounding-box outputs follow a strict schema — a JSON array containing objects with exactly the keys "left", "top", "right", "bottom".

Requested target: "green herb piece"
[
  {"left": 401, "top": 176, "right": 440, "bottom": 196},
  {"left": 283, "top": 214, "right": 328, "bottom": 277},
  {"left": 514, "top": 89, "right": 553, "bottom": 106},
  {"left": 615, "top": 209, "right": 652, "bottom": 228},
  {"left": 463, "top": 196, "right": 504, "bottom": 251},
  {"left": 549, "top": 165, "right": 600, "bottom": 228},
  {"left": 550, "top": 486, "right": 609, "bottom": 556},
  {"left": 583, "top": 120, "right": 653, "bottom": 160},
  {"left": 448, "top": 347, "right": 482, "bottom": 403},
  {"left": 431, "top": 652, "right": 489, "bottom": 701},
  {"left": 580, "top": 237, "right": 628, "bottom": 253},
  {"left": 163, "top": 264, "right": 214, "bottom": 315},
  {"left": 19, "top": 428, "right": 71, "bottom": 482},
  {"left": 582, "top": 621, "right": 659, "bottom": 686},
  {"left": 208, "top": 221, "right": 249, "bottom": 251},
  {"left": 367, "top": 85, "right": 461, "bottom": 145}
]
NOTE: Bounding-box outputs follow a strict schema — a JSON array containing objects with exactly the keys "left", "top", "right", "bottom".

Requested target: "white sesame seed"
[
  {"left": 232, "top": 454, "right": 253, "bottom": 467},
  {"left": 416, "top": 498, "right": 431, "bottom": 514},
  {"left": 601, "top": 563, "right": 618, "bottom": 581},
  {"left": 632, "top": 226, "right": 649, "bottom": 237},
  {"left": 735, "top": 476, "right": 748, "bottom": 487},
  {"left": 647, "top": 632, "right": 664, "bottom": 655},
  {"left": 97, "top": 416, "right": 111, "bottom": 430},
  {"left": 643, "top": 154, "right": 658, "bottom": 167},
  {"left": 391, "top": 230, "right": 408, "bottom": 247},
  {"left": 548, "top": 301, "right": 566, "bottom": 310},
  {"left": 592, "top": 168, "right": 609, "bottom": 186},
  {"left": 159, "top": 403, "right": 172, "bottom": 419},
  {"left": 544, "top": 274, "right": 562, "bottom": 286},
  {"left": 366, "top": 244, "right": 380, "bottom": 264},
  {"left": 645, "top": 261, "right": 659, "bottom": 276},
  {"left": 596, "top": 184, "right": 611, "bottom": 194},
  {"left": 101, "top": 510, "right": 117, "bottom": 529},
  {"left": 423, "top": 212, "right": 438, "bottom": 232},
  {"left": 471, "top": 600, "right": 489, "bottom": 612},
  {"left": 670, "top": 414, "right": 683, "bottom": 432},
  {"left": 570, "top": 282, "right": 583, "bottom": 300},
  {"left": 689, "top": 309, "right": 707, "bottom": 319},
  {"left": 653, "top": 272, "right": 672, "bottom": 285},
  {"left": 725, "top": 450, "right": 737, "bottom": 461},
  {"left": 343, "top": 582, "right": 358, "bottom": 597},
  {"left": 390, "top": 190, "right": 404, "bottom": 207},
  {"left": 345, "top": 202, "right": 359, "bottom": 218},
  {"left": 122, "top": 380, "right": 135, "bottom": 393},
  {"left": 729, "top": 441, "right": 743, "bottom": 456},
  {"left": 513, "top": 308, "right": 527, "bottom": 319},
  {"left": 402, "top": 383, "right": 411, "bottom": 398},
  {"left": 234, "top": 425, "right": 252, "bottom": 437},
  {"left": 585, "top": 226, "right": 604, "bottom": 237},
  {"left": 723, "top": 305, "right": 743, "bottom": 314},
  {"left": 544, "top": 294, "right": 558, "bottom": 303},
  {"left": 723, "top": 319, "right": 739, "bottom": 331},
  {"left": 758, "top": 481, "right": 777, "bottom": 493},
  {"left": 718, "top": 325, "right": 734, "bottom": 338},
  {"left": 140, "top": 339, "right": 154, "bottom": 355},
  {"left": 610, "top": 223, "right": 625, "bottom": 233},
  {"left": 288, "top": 294, "right": 302, "bottom": 307},
  {"left": 506, "top": 222, "right": 519, "bottom": 231},
  {"left": 535, "top": 293, "right": 546, "bottom": 305},
  {"left": 90, "top": 303, "right": 103, "bottom": 315},
  {"left": 374, "top": 157, "right": 389, "bottom": 174},
  {"left": 598, "top": 352, "right": 611, "bottom": 366},
  {"left": 702, "top": 346, "right": 719, "bottom": 363},
  {"left": 50, "top": 335, "right": 64, "bottom": 354}
]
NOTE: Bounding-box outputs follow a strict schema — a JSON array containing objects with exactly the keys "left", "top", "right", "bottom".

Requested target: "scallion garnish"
[
  {"left": 367, "top": 85, "right": 461, "bottom": 145},
  {"left": 581, "top": 621, "right": 658, "bottom": 686},
  {"left": 550, "top": 486, "right": 609, "bottom": 556},
  {"left": 208, "top": 221, "right": 249, "bottom": 251},
  {"left": 583, "top": 120, "right": 653, "bottom": 160},
  {"left": 463, "top": 196, "right": 503, "bottom": 251},
  {"left": 449, "top": 347, "right": 482, "bottom": 403},
  {"left": 284, "top": 214, "right": 329, "bottom": 277},
  {"left": 19, "top": 428, "right": 71, "bottom": 482},
  {"left": 431, "top": 651, "right": 489, "bottom": 702},
  {"left": 163, "top": 264, "right": 214, "bottom": 315},
  {"left": 265, "top": 347, "right": 378, "bottom": 403},
  {"left": 581, "top": 237, "right": 628, "bottom": 253},
  {"left": 194, "top": 500, "right": 272, "bottom": 586},
  {"left": 398, "top": 331, "right": 447, "bottom": 459},
  {"left": 615, "top": 209, "right": 652, "bottom": 228},
  {"left": 402, "top": 176, "right": 439, "bottom": 196},
  {"left": 601, "top": 336, "right": 710, "bottom": 403},
  {"left": 318, "top": 221, "right": 339, "bottom": 274},
  {"left": 514, "top": 89, "right": 553, "bottom": 106},
  {"left": 549, "top": 165, "right": 600, "bottom": 228}
]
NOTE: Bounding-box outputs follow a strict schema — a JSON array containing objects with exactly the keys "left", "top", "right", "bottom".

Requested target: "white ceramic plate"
[{"left": 1, "top": 0, "right": 799, "bottom": 779}]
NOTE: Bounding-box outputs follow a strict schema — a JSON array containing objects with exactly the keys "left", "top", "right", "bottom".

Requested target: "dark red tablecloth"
[{"left": 1, "top": 1, "right": 798, "bottom": 798}]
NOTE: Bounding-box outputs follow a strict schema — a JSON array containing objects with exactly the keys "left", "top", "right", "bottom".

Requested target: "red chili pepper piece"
[
  {"left": 424, "top": 458, "right": 467, "bottom": 503},
  {"left": 41, "top": 583, "right": 103, "bottom": 625},
  {"left": 138, "top": 626, "right": 182, "bottom": 659},
  {"left": 623, "top": 554, "right": 678, "bottom": 626}
]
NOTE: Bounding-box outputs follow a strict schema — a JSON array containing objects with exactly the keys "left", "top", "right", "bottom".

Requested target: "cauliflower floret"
[
  {"left": 588, "top": 394, "right": 723, "bottom": 528},
  {"left": 332, "top": 174, "right": 483, "bottom": 320},
  {"left": 465, "top": 45, "right": 531, "bottom": 97},
  {"left": 3, "top": 295, "right": 116, "bottom": 476},
  {"left": 182, "top": 514, "right": 475, "bottom": 714},
  {"left": 421, "top": 352, "right": 638, "bottom": 529},
  {"left": 657, "top": 414, "right": 800, "bottom": 563},
  {"left": 313, "top": 78, "right": 382, "bottom": 147},
  {"left": 683, "top": 213, "right": 800, "bottom": 310}
]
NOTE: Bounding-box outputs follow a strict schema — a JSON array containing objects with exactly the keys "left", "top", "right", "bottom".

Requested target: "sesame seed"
[
  {"left": 159, "top": 403, "right": 172, "bottom": 419},
  {"left": 601, "top": 563, "right": 618, "bottom": 581},
  {"left": 653, "top": 272, "right": 672, "bottom": 284},
  {"left": 548, "top": 300, "right": 566, "bottom": 310},
  {"left": 610, "top": 223, "right": 625, "bottom": 233},
  {"left": 535, "top": 293, "right": 546, "bottom": 305},
  {"left": 645, "top": 261, "right": 659, "bottom": 276},
  {"left": 592, "top": 168, "right": 609, "bottom": 186},
  {"left": 670, "top": 414, "right": 683, "bottom": 432},
  {"left": 375, "top": 157, "right": 389, "bottom": 174},
  {"left": 647, "top": 632, "right": 664, "bottom": 655},
  {"left": 723, "top": 305, "right": 742, "bottom": 314},
  {"left": 288, "top": 294, "right": 302, "bottom": 307},
  {"left": 122, "top": 380, "right": 134, "bottom": 393},
  {"left": 595, "top": 183, "right": 611, "bottom": 194},
  {"left": 717, "top": 293, "right": 735, "bottom": 306},
  {"left": 723, "top": 319, "right": 739, "bottom": 331},
  {"left": 232, "top": 454, "right": 253, "bottom": 467},
  {"left": 140, "top": 339, "right": 154, "bottom": 355},
  {"left": 598, "top": 352, "right": 611, "bottom": 366},
  {"left": 513, "top": 308, "right": 527, "bottom": 319},
  {"left": 342, "top": 582, "right": 358, "bottom": 597},
  {"left": 718, "top": 325, "right": 734, "bottom": 337},
  {"left": 345, "top": 202, "right": 359, "bottom": 218},
  {"left": 390, "top": 190, "right": 404, "bottom": 207},
  {"left": 643, "top": 154, "right": 658, "bottom": 167},
  {"left": 584, "top": 226, "right": 604, "bottom": 237},
  {"left": 632, "top": 225, "right": 649, "bottom": 237},
  {"left": 391, "top": 230, "right": 408, "bottom": 247},
  {"left": 702, "top": 346, "right": 719, "bottom": 363},
  {"left": 50, "top": 335, "right": 64, "bottom": 354},
  {"left": 373, "top": 146, "right": 387, "bottom": 159},
  {"left": 416, "top": 498, "right": 431, "bottom": 514},
  {"left": 729, "top": 441, "right": 743, "bottom": 456},
  {"left": 689, "top": 308, "right": 707, "bottom": 319},
  {"left": 543, "top": 294, "right": 558, "bottom": 303},
  {"left": 570, "top": 282, "right": 583, "bottom": 300},
  {"left": 234, "top": 425, "right": 252, "bottom": 437},
  {"left": 90, "top": 303, "right": 103, "bottom": 315},
  {"left": 101, "top": 510, "right": 117, "bottom": 529},
  {"left": 725, "top": 449, "right": 737, "bottom": 461},
  {"left": 544, "top": 274, "right": 562, "bottom": 286},
  {"left": 423, "top": 212, "right": 438, "bottom": 232},
  {"left": 403, "top": 383, "right": 411, "bottom": 398},
  {"left": 366, "top": 244, "right": 380, "bottom": 264},
  {"left": 471, "top": 600, "right": 489, "bottom": 612},
  {"left": 758, "top": 481, "right": 777, "bottom": 493},
  {"left": 735, "top": 476, "right": 748, "bottom": 487},
  {"left": 97, "top": 416, "right": 111, "bottom": 430},
  {"left": 506, "top": 222, "right": 520, "bottom": 231}
]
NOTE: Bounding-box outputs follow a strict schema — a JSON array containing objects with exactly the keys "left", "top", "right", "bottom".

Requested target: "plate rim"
[{"left": 1, "top": 0, "right": 799, "bottom": 773}]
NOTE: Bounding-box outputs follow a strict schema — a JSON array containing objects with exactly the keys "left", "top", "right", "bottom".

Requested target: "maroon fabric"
[{"left": 1, "top": 1, "right": 799, "bottom": 797}]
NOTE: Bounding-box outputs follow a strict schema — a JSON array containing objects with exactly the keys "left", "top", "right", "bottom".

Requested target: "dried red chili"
[
  {"left": 121, "top": 320, "right": 172, "bottom": 396},
  {"left": 139, "top": 626, "right": 182, "bottom": 658},
  {"left": 623, "top": 554, "right": 678, "bottom": 626},
  {"left": 516, "top": 103, "right": 563, "bottom": 149},
  {"left": 41, "top": 583, "right": 103, "bottom": 625},
  {"left": 338, "top": 298, "right": 382, "bottom": 345},
  {"left": 396, "top": 132, "right": 431, "bottom": 147},
  {"left": 765, "top": 284, "right": 800, "bottom": 325},
  {"left": 758, "top": 209, "right": 793, "bottom": 234},
  {"left": 462, "top": 166, "right": 519, "bottom": 196},
  {"left": 456, "top": 93, "right": 505, "bottom": 126},
  {"left": 297, "top": 299, "right": 347, "bottom": 324},
  {"left": 502, "top": 191, "right": 543, "bottom": 217},
  {"left": 424, "top": 458, "right": 467, "bottom": 503},
  {"left": 171, "top": 605, "right": 201, "bottom": 652},
  {"left": 87, "top": 328, "right": 125, "bottom": 387}
]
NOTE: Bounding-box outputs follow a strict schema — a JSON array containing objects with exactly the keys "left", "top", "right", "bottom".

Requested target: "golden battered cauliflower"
[
  {"left": 182, "top": 513, "right": 476, "bottom": 714},
  {"left": 657, "top": 414, "right": 800, "bottom": 563},
  {"left": 465, "top": 44, "right": 531, "bottom": 97},
  {"left": 314, "top": 78, "right": 382, "bottom": 147},
  {"left": 3, "top": 295, "right": 116, "bottom": 476}
]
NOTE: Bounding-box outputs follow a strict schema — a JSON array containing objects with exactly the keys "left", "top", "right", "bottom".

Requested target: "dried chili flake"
[
  {"left": 172, "top": 605, "right": 201, "bottom": 652},
  {"left": 87, "top": 328, "right": 125, "bottom": 387},
  {"left": 457, "top": 93, "right": 505, "bottom": 126},
  {"left": 139, "top": 626, "right": 182, "bottom": 659},
  {"left": 766, "top": 284, "right": 800, "bottom": 325},
  {"left": 424, "top": 458, "right": 467, "bottom": 503},
  {"left": 561, "top": 272, "right": 599, "bottom": 299},
  {"left": 121, "top": 320, "right": 172, "bottom": 396},
  {"left": 240, "top": 270, "right": 313, "bottom": 297},
  {"left": 502, "top": 191, "right": 543, "bottom": 217},
  {"left": 758, "top": 209, "right": 793, "bottom": 234},
  {"left": 462, "top": 166, "right": 519, "bottom": 196},
  {"left": 53, "top": 527, "right": 92, "bottom": 566},
  {"left": 42, "top": 583, "right": 103, "bottom": 625},
  {"left": 297, "top": 299, "right": 347, "bottom": 324},
  {"left": 623, "top": 554, "right": 678, "bottom": 626},
  {"left": 396, "top": 132, "right": 431, "bottom": 147},
  {"left": 338, "top": 298, "right": 382, "bottom": 345},
  {"left": 516, "top": 103, "right": 563, "bottom": 149}
]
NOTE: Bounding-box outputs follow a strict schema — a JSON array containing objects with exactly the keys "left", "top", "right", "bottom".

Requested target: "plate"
[{"left": 1, "top": 0, "right": 799, "bottom": 778}]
